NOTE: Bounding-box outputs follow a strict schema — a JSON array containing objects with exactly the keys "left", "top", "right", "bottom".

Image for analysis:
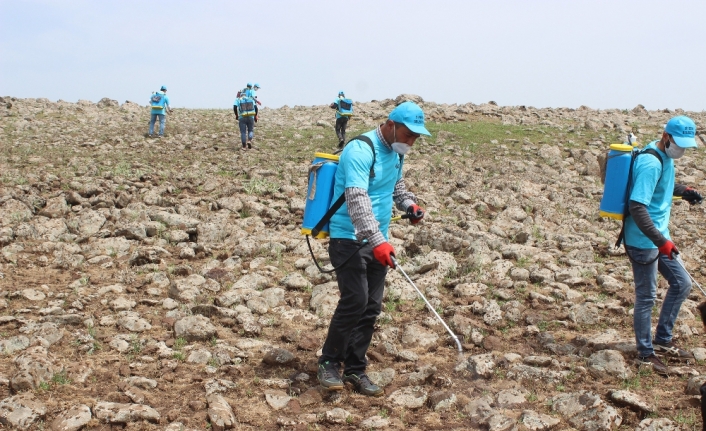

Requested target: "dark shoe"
[
  {"left": 635, "top": 354, "right": 668, "bottom": 375},
  {"left": 654, "top": 341, "right": 695, "bottom": 360},
  {"left": 317, "top": 361, "right": 343, "bottom": 391},
  {"left": 338, "top": 140, "right": 344, "bottom": 149},
  {"left": 343, "top": 373, "right": 383, "bottom": 397}
]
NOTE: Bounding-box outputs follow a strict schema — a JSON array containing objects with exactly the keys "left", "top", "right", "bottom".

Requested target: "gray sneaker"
[
  {"left": 343, "top": 373, "right": 383, "bottom": 397},
  {"left": 654, "top": 341, "right": 695, "bottom": 360},
  {"left": 317, "top": 361, "right": 343, "bottom": 391}
]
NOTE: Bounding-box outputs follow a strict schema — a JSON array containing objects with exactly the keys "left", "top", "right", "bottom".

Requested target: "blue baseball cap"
[
  {"left": 389, "top": 101, "right": 430, "bottom": 136},
  {"left": 666, "top": 116, "right": 697, "bottom": 148},
  {"left": 247, "top": 82, "right": 253, "bottom": 87},
  {"left": 338, "top": 90, "right": 344, "bottom": 95},
  {"left": 160, "top": 86, "right": 167, "bottom": 91}
]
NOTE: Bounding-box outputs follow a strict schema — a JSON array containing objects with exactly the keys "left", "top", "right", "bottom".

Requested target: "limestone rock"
[
  {"left": 174, "top": 315, "right": 217, "bottom": 341},
  {"left": 587, "top": 350, "right": 632, "bottom": 379},
  {"left": 0, "top": 394, "right": 47, "bottom": 430},
  {"left": 265, "top": 390, "right": 291, "bottom": 410},
  {"left": 388, "top": 386, "right": 428, "bottom": 409},
  {"left": 206, "top": 394, "right": 236, "bottom": 431},
  {"left": 50, "top": 404, "right": 92, "bottom": 431},
  {"left": 520, "top": 410, "right": 561, "bottom": 431},
  {"left": 92, "top": 402, "right": 160, "bottom": 424}
]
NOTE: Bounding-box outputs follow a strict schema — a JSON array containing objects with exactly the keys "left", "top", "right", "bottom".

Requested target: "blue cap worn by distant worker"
[
  {"left": 389, "top": 101, "right": 431, "bottom": 136},
  {"left": 160, "top": 86, "right": 167, "bottom": 91},
  {"left": 247, "top": 83, "right": 253, "bottom": 88},
  {"left": 339, "top": 90, "right": 345, "bottom": 96},
  {"left": 665, "top": 116, "right": 697, "bottom": 148}
]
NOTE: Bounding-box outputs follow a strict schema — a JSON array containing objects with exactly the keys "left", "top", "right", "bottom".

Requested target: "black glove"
[{"left": 683, "top": 188, "right": 703, "bottom": 205}]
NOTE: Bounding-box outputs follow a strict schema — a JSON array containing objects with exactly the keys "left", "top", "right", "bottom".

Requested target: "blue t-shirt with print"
[
  {"left": 624, "top": 141, "right": 674, "bottom": 249},
  {"left": 329, "top": 130, "right": 404, "bottom": 241}
]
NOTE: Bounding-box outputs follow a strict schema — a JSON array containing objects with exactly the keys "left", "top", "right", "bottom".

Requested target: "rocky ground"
[{"left": 1, "top": 94, "right": 706, "bottom": 430}]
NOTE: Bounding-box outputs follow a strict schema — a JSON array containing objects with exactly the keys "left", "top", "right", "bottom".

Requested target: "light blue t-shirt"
[
  {"left": 149, "top": 92, "right": 170, "bottom": 115},
  {"left": 624, "top": 141, "right": 674, "bottom": 249},
  {"left": 329, "top": 130, "right": 404, "bottom": 241}
]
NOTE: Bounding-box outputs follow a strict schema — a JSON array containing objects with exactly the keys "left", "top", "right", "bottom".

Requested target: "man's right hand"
[
  {"left": 658, "top": 240, "right": 679, "bottom": 259},
  {"left": 683, "top": 188, "right": 703, "bottom": 205},
  {"left": 373, "top": 242, "right": 395, "bottom": 268}
]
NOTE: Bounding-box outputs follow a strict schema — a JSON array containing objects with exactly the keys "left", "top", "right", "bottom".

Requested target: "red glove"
[
  {"left": 407, "top": 204, "right": 425, "bottom": 225},
  {"left": 658, "top": 240, "right": 679, "bottom": 259},
  {"left": 373, "top": 242, "right": 395, "bottom": 268}
]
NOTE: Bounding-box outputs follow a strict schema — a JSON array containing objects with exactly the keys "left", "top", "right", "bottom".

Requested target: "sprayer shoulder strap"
[
  {"left": 347, "top": 135, "right": 377, "bottom": 178},
  {"left": 615, "top": 148, "right": 664, "bottom": 248}
]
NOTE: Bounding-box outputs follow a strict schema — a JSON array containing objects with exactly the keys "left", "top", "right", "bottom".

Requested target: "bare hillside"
[{"left": 1, "top": 94, "right": 706, "bottom": 430}]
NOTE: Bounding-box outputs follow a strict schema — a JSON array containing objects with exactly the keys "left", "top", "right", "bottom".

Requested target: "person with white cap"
[
  {"left": 330, "top": 91, "right": 352, "bottom": 148},
  {"left": 626, "top": 115, "right": 703, "bottom": 375},
  {"left": 148, "top": 85, "right": 171, "bottom": 138},
  {"left": 316, "top": 101, "right": 430, "bottom": 397}
]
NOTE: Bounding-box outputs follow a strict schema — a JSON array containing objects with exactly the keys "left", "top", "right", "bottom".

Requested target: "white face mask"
[
  {"left": 391, "top": 124, "right": 411, "bottom": 155},
  {"left": 391, "top": 142, "right": 411, "bottom": 155},
  {"left": 665, "top": 140, "right": 686, "bottom": 159}
]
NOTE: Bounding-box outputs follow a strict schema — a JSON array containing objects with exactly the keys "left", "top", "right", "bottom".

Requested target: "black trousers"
[
  {"left": 335, "top": 117, "right": 349, "bottom": 143},
  {"left": 319, "top": 238, "right": 387, "bottom": 375}
]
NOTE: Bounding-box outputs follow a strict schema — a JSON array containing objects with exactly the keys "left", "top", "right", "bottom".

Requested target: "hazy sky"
[{"left": 2, "top": 0, "right": 705, "bottom": 111}]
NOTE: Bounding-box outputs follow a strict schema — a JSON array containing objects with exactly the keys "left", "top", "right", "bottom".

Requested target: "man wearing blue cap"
[
  {"left": 330, "top": 91, "right": 352, "bottom": 148},
  {"left": 626, "top": 115, "right": 702, "bottom": 375},
  {"left": 233, "top": 90, "right": 257, "bottom": 150},
  {"left": 317, "top": 101, "right": 430, "bottom": 396},
  {"left": 148, "top": 86, "right": 171, "bottom": 138}
]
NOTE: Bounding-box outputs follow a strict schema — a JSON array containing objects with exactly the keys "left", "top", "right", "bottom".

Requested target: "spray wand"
[{"left": 390, "top": 256, "right": 463, "bottom": 357}]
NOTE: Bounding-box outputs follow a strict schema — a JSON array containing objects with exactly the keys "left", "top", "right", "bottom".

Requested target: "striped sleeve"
[{"left": 345, "top": 187, "right": 385, "bottom": 247}]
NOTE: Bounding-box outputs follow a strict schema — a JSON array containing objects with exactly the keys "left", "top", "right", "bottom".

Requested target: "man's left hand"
[
  {"left": 683, "top": 187, "right": 703, "bottom": 205},
  {"left": 406, "top": 204, "right": 425, "bottom": 225}
]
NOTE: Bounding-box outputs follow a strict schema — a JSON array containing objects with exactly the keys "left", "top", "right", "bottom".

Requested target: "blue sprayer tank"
[
  {"left": 599, "top": 143, "right": 635, "bottom": 220},
  {"left": 301, "top": 152, "right": 340, "bottom": 238}
]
